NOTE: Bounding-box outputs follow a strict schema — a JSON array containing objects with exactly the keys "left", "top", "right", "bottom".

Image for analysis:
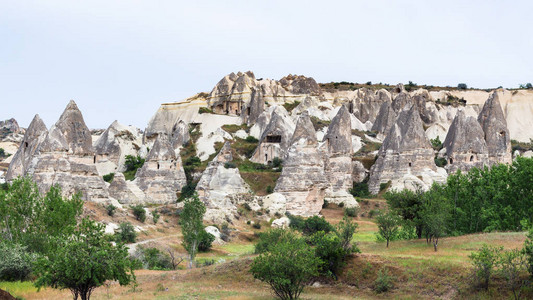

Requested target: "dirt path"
[{"left": 127, "top": 234, "right": 180, "bottom": 254}]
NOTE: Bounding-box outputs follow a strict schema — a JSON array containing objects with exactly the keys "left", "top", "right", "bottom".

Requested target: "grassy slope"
[{"left": 2, "top": 201, "right": 530, "bottom": 300}]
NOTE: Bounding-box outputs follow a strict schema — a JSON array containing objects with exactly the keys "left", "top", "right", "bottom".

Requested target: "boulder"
[
  {"left": 477, "top": 92, "right": 512, "bottom": 164},
  {"left": 368, "top": 104, "right": 436, "bottom": 194},
  {"left": 271, "top": 217, "right": 290, "bottom": 229},
  {"left": 443, "top": 110, "right": 489, "bottom": 172},
  {"left": 274, "top": 112, "right": 327, "bottom": 216},
  {"left": 136, "top": 136, "right": 187, "bottom": 204},
  {"left": 205, "top": 226, "right": 223, "bottom": 244}
]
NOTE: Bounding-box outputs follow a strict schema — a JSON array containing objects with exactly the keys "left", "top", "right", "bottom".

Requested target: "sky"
[{"left": 1, "top": 0, "right": 532, "bottom": 129}]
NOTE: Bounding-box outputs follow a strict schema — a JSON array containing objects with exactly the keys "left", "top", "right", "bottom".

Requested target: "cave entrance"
[{"left": 266, "top": 135, "right": 282, "bottom": 143}]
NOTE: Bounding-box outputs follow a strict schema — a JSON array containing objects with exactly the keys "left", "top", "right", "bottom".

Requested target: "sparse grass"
[
  {"left": 282, "top": 100, "right": 300, "bottom": 113},
  {"left": 222, "top": 124, "right": 249, "bottom": 134},
  {"left": 310, "top": 116, "right": 331, "bottom": 131},
  {"left": 240, "top": 172, "right": 281, "bottom": 195}
]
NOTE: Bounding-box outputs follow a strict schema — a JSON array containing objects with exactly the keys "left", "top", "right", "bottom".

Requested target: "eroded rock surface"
[{"left": 477, "top": 92, "right": 512, "bottom": 164}]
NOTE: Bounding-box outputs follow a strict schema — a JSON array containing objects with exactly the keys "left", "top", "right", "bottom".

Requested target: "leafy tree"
[
  {"left": 255, "top": 228, "right": 301, "bottom": 254},
  {"left": 0, "top": 177, "right": 83, "bottom": 253},
  {"left": 0, "top": 242, "right": 35, "bottom": 281},
  {"left": 115, "top": 222, "right": 137, "bottom": 243},
  {"left": 309, "top": 231, "right": 348, "bottom": 279},
  {"left": 469, "top": 244, "right": 502, "bottom": 290},
  {"left": 197, "top": 230, "right": 215, "bottom": 252},
  {"left": 384, "top": 189, "right": 425, "bottom": 238},
  {"left": 288, "top": 215, "right": 334, "bottom": 236},
  {"left": 124, "top": 155, "right": 145, "bottom": 172},
  {"left": 134, "top": 246, "right": 173, "bottom": 270},
  {"left": 420, "top": 185, "right": 452, "bottom": 251},
  {"left": 250, "top": 237, "right": 322, "bottom": 300},
  {"left": 335, "top": 215, "right": 359, "bottom": 253},
  {"left": 34, "top": 218, "right": 134, "bottom": 300},
  {"left": 457, "top": 83, "right": 468, "bottom": 90},
  {"left": 179, "top": 194, "right": 207, "bottom": 268},
  {"left": 376, "top": 211, "right": 401, "bottom": 248}
]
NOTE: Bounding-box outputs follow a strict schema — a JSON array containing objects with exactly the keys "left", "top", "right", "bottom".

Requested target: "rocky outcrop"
[
  {"left": 6, "top": 115, "right": 48, "bottom": 180},
  {"left": 371, "top": 99, "right": 396, "bottom": 136},
  {"left": 25, "top": 101, "right": 109, "bottom": 201},
  {"left": 368, "top": 104, "right": 437, "bottom": 194},
  {"left": 209, "top": 71, "right": 257, "bottom": 115},
  {"left": 352, "top": 88, "right": 389, "bottom": 124},
  {"left": 443, "top": 110, "right": 489, "bottom": 172},
  {"left": 94, "top": 121, "right": 143, "bottom": 174},
  {"left": 170, "top": 120, "right": 190, "bottom": 150},
  {"left": 0, "top": 118, "right": 23, "bottom": 141},
  {"left": 196, "top": 142, "right": 250, "bottom": 223},
  {"left": 250, "top": 106, "right": 295, "bottom": 164},
  {"left": 242, "top": 86, "right": 265, "bottom": 125},
  {"left": 391, "top": 92, "right": 412, "bottom": 113},
  {"left": 274, "top": 112, "right": 327, "bottom": 216},
  {"left": 279, "top": 74, "right": 321, "bottom": 95},
  {"left": 323, "top": 106, "right": 357, "bottom": 207},
  {"left": 108, "top": 172, "right": 146, "bottom": 204},
  {"left": 477, "top": 92, "right": 512, "bottom": 164},
  {"left": 136, "top": 136, "right": 187, "bottom": 204}
]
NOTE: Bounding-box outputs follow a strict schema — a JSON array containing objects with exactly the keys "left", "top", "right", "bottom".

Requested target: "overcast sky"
[{"left": 1, "top": 0, "right": 532, "bottom": 129}]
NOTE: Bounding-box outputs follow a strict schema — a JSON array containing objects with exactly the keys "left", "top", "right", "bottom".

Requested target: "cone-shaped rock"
[
  {"left": 6, "top": 115, "right": 48, "bottom": 180},
  {"left": 443, "top": 110, "right": 489, "bottom": 172},
  {"left": 170, "top": 120, "right": 190, "bottom": 150},
  {"left": 368, "top": 104, "right": 436, "bottom": 194},
  {"left": 250, "top": 106, "right": 295, "bottom": 164},
  {"left": 196, "top": 141, "right": 250, "bottom": 223},
  {"left": 136, "top": 136, "right": 186, "bottom": 204},
  {"left": 108, "top": 172, "right": 147, "bottom": 204},
  {"left": 391, "top": 92, "right": 412, "bottom": 113},
  {"left": 371, "top": 100, "right": 397, "bottom": 136},
  {"left": 477, "top": 92, "right": 512, "bottom": 164},
  {"left": 275, "top": 112, "right": 327, "bottom": 216},
  {"left": 323, "top": 106, "right": 357, "bottom": 207},
  {"left": 54, "top": 100, "right": 94, "bottom": 155}
]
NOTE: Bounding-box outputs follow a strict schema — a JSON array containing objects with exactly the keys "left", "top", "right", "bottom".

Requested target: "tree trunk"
[
  {"left": 433, "top": 238, "right": 438, "bottom": 252},
  {"left": 386, "top": 239, "right": 389, "bottom": 248}
]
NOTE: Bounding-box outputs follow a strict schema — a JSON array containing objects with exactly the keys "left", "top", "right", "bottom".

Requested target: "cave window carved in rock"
[{"left": 266, "top": 135, "right": 282, "bottom": 143}]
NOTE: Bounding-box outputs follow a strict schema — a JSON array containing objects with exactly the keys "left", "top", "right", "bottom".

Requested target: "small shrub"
[
  {"left": 255, "top": 229, "right": 300, "bottom": 254},
  {"left": 290, "top": 215, "right": 334, "bottom": 236},
  {"left": 252, "top": 222, "right": 262, "bottom": 230},
  {"left": 243, "top": 203, "right": 252, "bottom": 211},
  {"left": 134, "top": 247, "right": 173, "bottom": 270},
  {"left": 344, "top": 207, "right": 358, "bottom": 217},
  {"left": 350, "top": 180, "right": 371, "bottom": 198},
  {"left": 245, "top": 136, "right": 259, "bottom": 143},
  {"left": 524, "top": 227, "right": 533, "bottom": 278},
  {"left": 282, "top": 101, "right": 300, "bottom": 113},
  {"left": 430, "top": 136, "right": 443, "bottom": 150},
  {"left": 220, "top": 223, "right": 231, "bottom": 242},
  {"left": 103, "top": 173, "right": 115, "bottom": 183},
  {"left": 131, "top": 204, "right": 146, "bottom": 222},
  {"left": 198, "top": 259, "right": 216, "bottom": 267},
  {"left": 322, "top": 200, "right": 329, "bottom": 209},
  {"left": 106, "top": 204, "right": 117, "bottom": 217},
  {"left": 152, "top": 210, "right": 160, "bottom": 224},
  {"left": 498, "top": 249, "right": 528, "bottom": 300},
  {"left": 224, "top": 162, "right": 237, "bottom": 169},
  {"left": 368, "top": 209, "right": 378, "bottom": 218},
  {"left": 266, "top": 185, "right": 273, "bottom": 194},
  {"left": 115, "top": 222, "right": 137, "bottom": 243},
  {"left": 379, "top": 182, "right": 390, "bottom": 192},
  {"left": 374, "top": 268, "right": 394, "bottom": 293},
  {"left": 434, "top": 157, "right": 447, "bottom": 167},
  {"left": 458, "top": 83, "right": 468, "bottom": 90},
  {"left": 197, "top": 230, "right": 215, "bottom": 252},
  {"left": 198, "top": 107, "right": 213, "bottom": 114},
  {"left": 338, "top": 202, "right": 345, "bottom": 208},
  {"left": 469, "top": 244, "right": 502, "bottom": 290},
  {"left": 271, "top": 157, "right": 283, "bottom": 168}
]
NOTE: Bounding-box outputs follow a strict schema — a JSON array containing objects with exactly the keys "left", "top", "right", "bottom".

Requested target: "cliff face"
[{"left": 477, "top": 92, "right": 512, "bottom": 165}]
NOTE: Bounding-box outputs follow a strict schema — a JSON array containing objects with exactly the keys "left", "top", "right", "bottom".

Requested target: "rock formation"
[
  {"left": 371, "top": 99, "right": 397, "bottom": 136},
  {"left": 242, "top": 86, "right": 265, "bottom": 125},
  {"left": 443, "top": 110, "right": 489, "bottom": 172},
  {"left": 250, "top": 106, "right": 295, "bottom": 164},
  {"left": 477, "top": 92, "right": 512, "bottom": 164},
  {"left": 6, "top": 115, "right": 48, "bottom": 180},
  {"left": 94, "top": 120, "right": 143, "bottom": 174},
  {"left": 136, "top": 136, "right": 186, "bottom": 204},
  {"left": 391, "top": 91, "right": 412, "bottom": 113},
  {"left": 323, "top": 105, "right": 358, "bottom": 207},
  {"left": 279, "top": 74, "right": 321, "bottom": 95},
  {"left": 108, "top": 172, "right": 146, "bottom": 204},
  {"left": 274, "top": 112, "right": 327, "bottom": 216},
  {"left": 368, "top": 104, "right": 437, "bottom": 194},
  {"left": 170, "top": 120, "right": 190, "bottom": 151},
  {"left": 26, "top": 101, "right": 109, "bottom": 201},
  {"left": 196, "top": 142, "right": 250, "bottom": 223}
]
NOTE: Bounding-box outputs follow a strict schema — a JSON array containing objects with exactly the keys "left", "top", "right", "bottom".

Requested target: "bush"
[
  {"left": 152, "top": 210, "right": 160, "bottom": 224},
  {"left": 252, "top": 222, "right": 261, "bottom": 230},
  {"left": 525, "top": 227, "right": 533, "bottom": 278},
  {"left": 220, "top": 223, "right": 231, "bottom": 242},
  {"left": 197, "top": 230, "right": 215, "bottom": 252},
  {"left": 250, "top": 236, "right": 321, "bottom": 300},
  {"left": 379, "top": 182, "right": 390, "bottom": 192},
  {"left": 374, "top": 268, "right": 394, "bottom": 293},
  {"left": 198, "top": 107, "right": 213, "bottom": 114},
  {"left": 115, "top": 222, "right": 137, "bottom": 243},
  {"left": 266, "top": 185, "right": 273, "bottom": 194},
  {"left": 434, "top": 157, "right": 447, "bottom": 167},
  {"left": 134, "top": 247, "right": 173, "bottom": 270},
  {"left": 458, "top": 83, "right": 468, "bottom": 90},
  {"left": 430, "top": 136, "right": 443, "bottom": 150},
  {"left": 224, "top": 162, "right": 237, "bottom": 169},
  {"left": 271, "top": 157, "right": 283, "bottom": 168},
  {"left": 106, "top": 204, "right": 117, "bottom": 217},
  {"left": 245, "top": 136, "right": 259, "bottom": 143},
  {"left": 131, "top": 204, "right": 146, "bottom": 222},
  {"left": 338, "top": 202, "right": 345, "bottom": 208},
  {"left": 289, "top": 215, "right": 334, "bottom": 236},
  {"left": 322, "top": 200, "right": 329, "bottom": 209},
  {"left": 0, "top": 242, "right": 35, "bottom": 281},
  {"left": 103, "top": 173, "right": 115, "bottom": 183},
  {"left": 469, "top": 244, "right": 502, "bottom": 290},
  {"left": 350, "top": 181, "right": 371, "bottom": 198},
  {"left": 344, "top": 207, "right": 358, "bottom": 217},
  {"left": 124, "top": 155, "right": 145, "bottom": 180},
  {"left": 498, "top": 249, "right": 528, "bottom": 300}
]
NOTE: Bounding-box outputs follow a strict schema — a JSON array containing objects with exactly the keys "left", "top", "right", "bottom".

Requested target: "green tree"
[
  {"left": 250, "top": 237, "right": 322, "bottom": 299},
  {"left": 115, "top": 222, "right": 137, "bottom": 243},
  {"left": 34, "top": 218, "right": 134, "bottom": 300},
  {"left": 498, "top": 249, "right": 528, "bottom": 300},
  {"left": 525, "top": 227, "right": 533, "bottom": 278},
  {"left": 375, "top": 211, "right": 401, "bottom": 248},
  {"left": 179, "top": 194, "right": 207, "bottom": 268},
  {"left": 384, "top": 189, "right": 424, "bottom": 238},
  {"left": 131, "top": 204, "right": 146, "bottom": 223},
  {"left": 420, "top": 185, "right": 452, "bottom": 251}
]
